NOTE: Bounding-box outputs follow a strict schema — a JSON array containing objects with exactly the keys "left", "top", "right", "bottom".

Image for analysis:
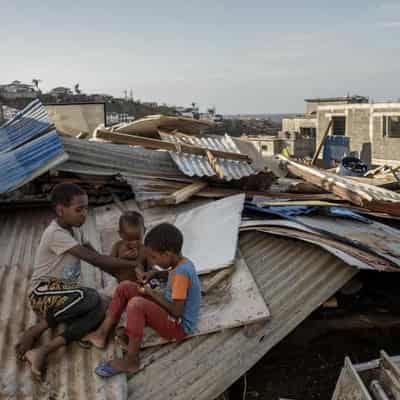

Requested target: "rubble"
[{"left": 2, "top": 99, "right": 400, "bottom": 400}]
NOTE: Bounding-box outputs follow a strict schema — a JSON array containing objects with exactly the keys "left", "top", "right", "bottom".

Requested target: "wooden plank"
[
  {"left": 140, "top": 253, "right": 270, "bottom": 348},
  {"left": 172, "top": 181, "right": 208, "bottom": 204},
  {"left": 311, "top": 119, "right": 333, "bottom": 165},
  {"left": 96, "top": 129, "right": 251, "bottom": 162},
  {"left": 167, "top": 181, "right": 208, "bottom": 205},
  {"left": 206, "top": 150, "right": 225, "bottom": 179},
  {"left": 138, "top": 181, "right": 208, "bottom": 208},
  {"left": 281, "top": 157, "right": 400, "bottom": 215}
]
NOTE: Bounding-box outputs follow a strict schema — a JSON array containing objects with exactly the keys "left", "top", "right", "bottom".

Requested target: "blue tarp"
[{"left": 244, "top": 202, "right": 372, "bottom": 224}]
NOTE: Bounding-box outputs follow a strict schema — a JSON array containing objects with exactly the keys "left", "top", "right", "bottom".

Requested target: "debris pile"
[{"left": 2, "top": 100, "right": 400, "bottom": 400}]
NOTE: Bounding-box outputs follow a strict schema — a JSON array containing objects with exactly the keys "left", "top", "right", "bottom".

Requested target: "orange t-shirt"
[{"left": 171, "top": 274, "right": 191, "bottom": 300}]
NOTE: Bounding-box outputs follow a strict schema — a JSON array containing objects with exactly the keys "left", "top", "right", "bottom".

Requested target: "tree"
[
  {"left": 32, "top": 79, "right": 41, "bottom": 92},
  {"left": 74, "top": 83, "right": 81, "bottom": 94}
]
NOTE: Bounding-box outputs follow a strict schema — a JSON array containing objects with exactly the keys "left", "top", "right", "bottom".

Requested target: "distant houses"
[
  {"left": 0, "top": 80, "right": 38, "bottom": 99},
  {"left": 49, "top": 86, "right": 73, "bottom": 97}
]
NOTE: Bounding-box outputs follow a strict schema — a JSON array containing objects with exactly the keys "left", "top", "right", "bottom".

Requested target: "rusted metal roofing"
[
  {"left": 159, "top": 132, "right": 256, "bottom": 181},
  {"left": 0, "top": 208, "right": 126, "bottom": 399},
  {"left": 60, "top": 137, "right": 185, "bottom": 179},
  {"left": 2, "top": 201, "right": 356, "bottom": 400},
  {"left": 126, "top": 230, "right": 356, "bottom": 400}
]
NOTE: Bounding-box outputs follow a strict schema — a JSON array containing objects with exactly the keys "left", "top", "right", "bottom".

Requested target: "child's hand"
[
  {"left": 119, "top": 244, "right": 138, "bottom": 260},
  {"left": 136, "top": 270, "right": 155, "bottom": 284},
  {"left": 138, "top": 284, "right": 151, "bottom": 296}
]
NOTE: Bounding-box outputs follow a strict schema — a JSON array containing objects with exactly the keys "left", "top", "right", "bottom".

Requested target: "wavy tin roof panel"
[
  {"left": 127, "top": 231, "right": 356, "bottom": 400},
  {"left": 0, "top": 208, "right": 126, "bottom": 400},
  {"left": 159, "top": 132, "right": 256, "bottom": 181},
  {"left": 60, "top": 137, "right": 184, "bottom": 179},
  {"left": 0, "top": 99, "right": 53, "bottom": 154},
  {"left": 1, "top": 130, "right": 68, "bottom": 194}
]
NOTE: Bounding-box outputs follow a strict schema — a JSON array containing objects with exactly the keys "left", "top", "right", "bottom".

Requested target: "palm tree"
[
  {"left": 74, "top": 83, "right": 81, "bottom": 94},
  {"left": 32, "top": 79, "right": 41, "bottom": 92}
]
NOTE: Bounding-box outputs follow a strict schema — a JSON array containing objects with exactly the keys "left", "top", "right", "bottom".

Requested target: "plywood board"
[
  {"left": 175, "top": 194, "right": 245, "bottom": 274},
  {"left": 140, "top": 252, "right": 270, "bottom": 348}
]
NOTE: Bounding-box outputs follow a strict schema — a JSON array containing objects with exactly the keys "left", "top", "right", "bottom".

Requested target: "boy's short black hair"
[
  {"left": 119, "top": 211, "right": 144, "bottom": 231},
  {"left": 144, "top": 223, "right": 183, "bottom": 255},
  {"left": 51, "top": 183, "right": 86, "bottom": 208}
]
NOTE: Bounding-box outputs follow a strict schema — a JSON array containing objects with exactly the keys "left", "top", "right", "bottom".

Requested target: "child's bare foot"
[
  {"left": 109, "top": 354, "right": 140, "bottom": 374},
  {"left": 25, "top": 349, "right": 47, "bottom": 381},
  {"left": 15, "top": 330, "right": 38, "bottom": 360},
  {"left": 114, "top": 328, "right": 129, "bottom": 351},
  {"left": 82, "top": 330, "right": 107, "bottom": 349}
]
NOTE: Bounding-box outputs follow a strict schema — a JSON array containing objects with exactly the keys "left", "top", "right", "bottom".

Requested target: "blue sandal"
[
  {"left": 78, "top": 340, "right": 92, "bottom": 349},
  {"left": 95, "top": 361, "right": 122, "bottom": 378}
]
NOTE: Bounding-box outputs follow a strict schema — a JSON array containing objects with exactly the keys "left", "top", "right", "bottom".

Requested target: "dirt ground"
[{"left": 227, "top": 326, "right": 400, "bottom": 400}]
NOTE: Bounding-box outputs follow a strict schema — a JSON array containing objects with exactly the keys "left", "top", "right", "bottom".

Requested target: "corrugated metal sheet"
[
  {"left": 60, "top": 137, "right": 185, "bottom": 179},
  {"left": 160, "top": 132, "right": 256, "bottom": 181},
  {"left": 127, "top": 231, "right": 356, "bottom": 400},
  {"left": 1, "top": 130, "right": 68, "bottom": 194},
  {"left": 1, "top": 203, "right": 356, "bottom": 400},
  {"left": 0, "top": 208, "right": 126, "bottom": 399},
  {"left": 0, "top": 99, "right": 54, "bottom": 153}
]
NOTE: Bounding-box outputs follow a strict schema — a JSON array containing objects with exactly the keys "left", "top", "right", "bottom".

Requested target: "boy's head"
[
  {"left": 51, "top": 183, "right": 88, "bottom": 227},
  {"left": 144, "top": 223, "right": 183, "bottom": 269},
  {"left": 119, "top": 211, "right": 145, "bottom": 242}
]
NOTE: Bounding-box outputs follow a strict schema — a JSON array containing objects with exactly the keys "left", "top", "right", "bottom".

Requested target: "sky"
[{"left": 1, "top": 1, "right": 400, "bottom": 114}]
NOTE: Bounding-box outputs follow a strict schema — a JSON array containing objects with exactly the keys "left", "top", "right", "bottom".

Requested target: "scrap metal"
[{"left": 282, "top": 157, "right": 400, "bottom": 215}]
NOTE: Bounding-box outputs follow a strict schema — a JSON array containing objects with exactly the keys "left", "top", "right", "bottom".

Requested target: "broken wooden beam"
[
  {"left": 206, "top": 150, "right": 225, "bottom": 179},
  {"left": 280, "top": 156, "right": 400, "bottom": 216},
  {"left": 169, "top": 181, "right": 208, "bottom": 204},
  {"left": 96, "top": 129, "right": 251, "bottom": 162},
  {"left": 137, "top": 181, "right": 208, "bottom": 208},
  {"left": 311, "top": 119, "right": 333, "bottom": 166}
]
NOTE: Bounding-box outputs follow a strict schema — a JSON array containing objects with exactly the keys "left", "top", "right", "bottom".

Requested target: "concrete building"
[
  {"left": 316, "top": 102, "right": 400, "bottom": 166},
  {"left": 0, "top": 80, "right": 37, "bottom": 99},
  {"left": 244, "top": 133, "right": 315, "bottom": 159},
  {"left": 245, "top": 136, "right": 285, "bottom": 158},
  {"left": 305, "top": 95, "right": 369, "bottom": 115},
  {"left": 282, "top": 116, "right": 316, "bottom": 137}
]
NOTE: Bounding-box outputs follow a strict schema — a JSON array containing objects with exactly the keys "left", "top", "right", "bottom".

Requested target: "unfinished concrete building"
[
  {"left": 317, "top": 102, "right": 400, "bottom": 166},
  {"left": 305, "top": 95, "right": 369, "bottom": 115},
  {"left": 281, "top": 116, "right": 317, "bottom": 137}
]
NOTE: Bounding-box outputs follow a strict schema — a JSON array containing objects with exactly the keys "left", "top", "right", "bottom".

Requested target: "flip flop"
[
  {"left": 95, "top": 361, "right": 122, "bottom": 378},
  {"left": 78, "top": 340, "right": 92, "bottom": 349}
]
